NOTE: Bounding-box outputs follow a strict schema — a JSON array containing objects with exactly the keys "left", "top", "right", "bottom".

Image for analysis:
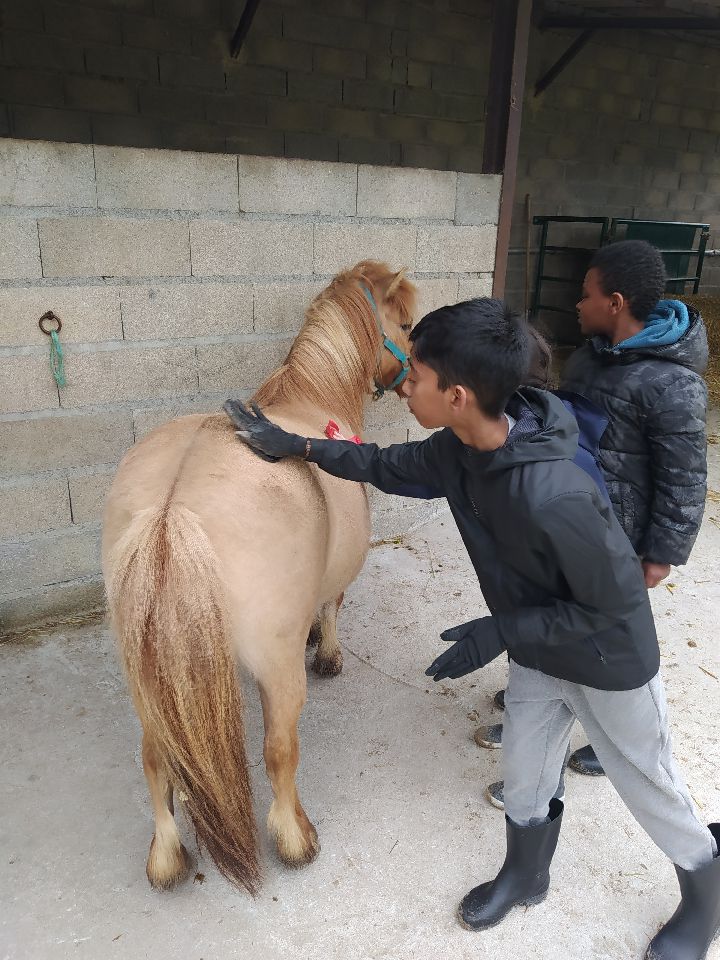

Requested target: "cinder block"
[
  {"left": 313, "top": 223, "right": 417, "bottom": 274},
  {"left": 652, "top": 170, "right": 681, "bottom": 191},
  {"left": 288, "top": 72, "right": 342, "bottom": 105},
  {"left": 237, "top": 156, "right": 356, "bottom": 216},
  {"left": 132, "top": 396, "right": 226, "bottom": 439},
  {"left": 120, "top": 282, "right": 253, "bottom": 340},
  {"left": 226, "top": 64, "right": 287, "bottom": 97},
  {"left": 197, "top": 338, "right": 293, "bottom": 392},
  {"left": 38, "top": 217, "right": 191, "bottom": 278},
  {"left": 0, "top": 355, "right": 60, "bottom": 414},
  {"left": 190, "top": 220, "right": 313, "bottom": 277},
  {"left": 400, "top": 143, "right": 449, "bottom": 172},
  {"left": 11, "top": 104, "right": 93, "bottom": 143},
  {"left": 363, "top": 393, "right": 413, "bottom": 431},
  {"left": 158, "top": 53, "right": 225, "bottom": 90},
  {"left": 0, "top": 410, "right": 133, "bottom": 477},
  {"left": 285, "top": 133, "right": 340, "bottom": 163},
  {"left": 205, "top": 93, "right": 266, "bottom": 128},
  {"left": 138, "top": 85, "right": 205, "bottom": 122},
  {"left": 0, "top": 526, "right": 101, "bottom": 596},
  {"left": 228, "top": 126, "right": 285, "bottom": 159},
  {"left": 339, "top": 138, "right": 401, "bottom": 167},
  {"left": 0, "top": 218, "right": 42, "bottom": 279},
  {"left": 58, "top": 344, "right": 197, "bottom": 407},
  {"left": 45, "top": 2, "right": 122, "bottom": 44},
  {"left": 121, "top": 11, "right": 192, "bottom": 53},
  {"left": 253, "top": 281, "right": 326, "bottom": 333},
  {"left": 431, "top": 63, "right": 483, "bottom": 96},
  {"left": 416, "top": 225, "right": 496, "bottom": 273},
  {"left": 0, "top": 285, "right": 122, "bottom": 347},
  {"left": 414, "top": 276, "right": 459, "bottom": 318},
  {"left": 455, "top": 173, "right": 501, "bottom": 225},
  {"left": 325, "top": 106, "right": 377, "bottom": 140},
  {"left": 95, "top": 146, "right": 238, "bottom": 213},
  {"left": 0, "top": 140, "right": 96, "bottom": 208},
  {"left": 92, "top": 114, "right": 165, "bottom": 150},
  {"left": 458, "top": 273, "right": 494, "bottom": 300},
  {"left": 64, "top": 75, "right": 138, "bottom": 115},
  {"left": 0, "top": 578, "right": 105, "bottom": 635},
  {"left": 245, "top": 36, "right": 313, "bottom": 73},
  {"left": 343, "top": 79, "right": 394, "bottom": 111},
  {"left": 85, "top": 44, "right": 158, "bottom": 81},
  {"left": 356, "top": 166, "right": 456, "bottom": 219},
  {"left": 0, "top": 476, "right": 71, "bottom": 537},
  {"left": 313, "top": 47, "right": 365, "bottom": 78},
  {"left": 68, "top": 469, "right": 115, "bottom": 524}
]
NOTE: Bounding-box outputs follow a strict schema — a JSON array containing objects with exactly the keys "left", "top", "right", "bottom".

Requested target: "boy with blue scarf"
[{"left": 482, "top": 239, "right": 709, "bottom": 795}]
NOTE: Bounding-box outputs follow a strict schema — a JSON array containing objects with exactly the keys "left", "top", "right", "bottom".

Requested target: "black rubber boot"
[
  {"left": 645, "top": 824, "right": 720, "bottom": 960},
  {"left": 459, "top": 799, "right": 564, "bottom": 930},
  {"left": 568, "top": 743, "right": 605, "bottom": 776}
]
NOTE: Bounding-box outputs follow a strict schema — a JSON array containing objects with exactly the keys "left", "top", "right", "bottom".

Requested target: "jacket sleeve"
[
  {"left": 306, "top": 430, "right": 448, "bottom": 494},
  {"left": 639, "top": 373, "right": 707, "bottom": 565},
  {"left": 491, "top": 492, "right": 646, "bottom": 664}
]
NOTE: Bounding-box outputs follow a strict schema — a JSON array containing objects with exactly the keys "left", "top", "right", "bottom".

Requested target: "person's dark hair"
[
  {"left": 590, "top": 240, "right": 666, "bottom": 323},
  {"left": 409, "top": 298, "right": 530, "bottom": 417}
]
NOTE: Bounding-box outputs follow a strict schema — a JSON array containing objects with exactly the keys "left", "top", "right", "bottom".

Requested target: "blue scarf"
[{"left": 615, "top": 299, "right": 690, "bottom": 351}]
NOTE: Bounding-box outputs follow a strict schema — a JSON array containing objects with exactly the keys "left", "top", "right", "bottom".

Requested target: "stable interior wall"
[
  {"left": 0, "top": 139, "right": 500, "bottom": 633},
  {"left": 506, "top": 24, "right": 720, "bottom": 338}
]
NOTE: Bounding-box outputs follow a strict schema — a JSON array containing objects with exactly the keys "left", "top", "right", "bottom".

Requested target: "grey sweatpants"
[{"left": 503, "top": 661, "right": 716, "bottom": 871}]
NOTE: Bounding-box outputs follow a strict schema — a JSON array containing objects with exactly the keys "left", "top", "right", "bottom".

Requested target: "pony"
[{"left": 102, "top": 260, "right": 417, "bottom": 895}]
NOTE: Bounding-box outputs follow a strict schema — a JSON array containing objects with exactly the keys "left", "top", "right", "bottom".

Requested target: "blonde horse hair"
[
  {"left": 107, "top": 501, "right": 259, "bottom": 894},
  {"left": 253, "top": 261, "right": 416, "bottom": 434}
]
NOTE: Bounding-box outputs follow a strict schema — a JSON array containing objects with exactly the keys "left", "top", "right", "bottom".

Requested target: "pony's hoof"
[
  {"left": 306, "top": 623, "right": 321, "bottom": 647},
  {"left": 312, "top": 649, "right": 343, "bottom": 677},
  {"left": 146, "top": 834, "right": 192, "bottom": 890},
  {"left": 276, "top": 822, "right": 320, "bottom": 868}
]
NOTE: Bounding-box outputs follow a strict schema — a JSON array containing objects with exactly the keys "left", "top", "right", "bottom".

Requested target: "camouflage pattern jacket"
[{"left": 560, "top": 307, "right": 708, "bottom": 566}]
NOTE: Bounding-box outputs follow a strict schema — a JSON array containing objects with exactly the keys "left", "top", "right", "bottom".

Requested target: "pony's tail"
[{"left": 106, "top": 502, "right": 260, "bottom": 894}]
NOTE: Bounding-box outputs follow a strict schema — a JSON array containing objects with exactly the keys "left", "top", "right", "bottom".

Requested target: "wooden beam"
[
  {"left": 484, "top": 0, "right": 532, "bottom": 299},
  {"left": 230, "top": 0, "right": 263, "bottom": 58},
  {"left": 540, "top": 15, "right": 720, "bottom": 31},
  {"left": 534, "top": 29, "right": 594, "bottom": 96}
]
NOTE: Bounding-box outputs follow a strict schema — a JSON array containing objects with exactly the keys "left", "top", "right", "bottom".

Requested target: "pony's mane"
[{"left": 252, "top": 262, "right": 415, "bottom": 434}]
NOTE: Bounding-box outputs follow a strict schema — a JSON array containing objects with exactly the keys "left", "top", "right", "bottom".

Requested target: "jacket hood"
[
  {"left": 461, "top": 387, "right": 579, "bottom": 474},
  {"left": 590, "top": 303, "right": 707, "bottom": 375}
]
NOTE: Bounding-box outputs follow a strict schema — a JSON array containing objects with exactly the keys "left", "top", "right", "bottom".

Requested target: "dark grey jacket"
[
  {"left": 308, "top": 389, "right": 659, "bottom": 691},
  {"left": 560, "top": 308, "right": 708, "bottom": 566}
]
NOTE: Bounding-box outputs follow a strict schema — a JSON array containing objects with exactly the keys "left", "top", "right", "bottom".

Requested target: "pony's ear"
[{"left": 385, "top": 268, "right": 407, "bottom": 298}]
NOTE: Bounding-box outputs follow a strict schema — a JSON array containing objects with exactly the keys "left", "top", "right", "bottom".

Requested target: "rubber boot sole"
[{"left": 457, "top": 886, "right": 549, "bottom": 931}]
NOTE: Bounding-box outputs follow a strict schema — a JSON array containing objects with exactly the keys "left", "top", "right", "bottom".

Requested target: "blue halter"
[{"left": 360, "top": 285, "right": 410, "bottom": 400}]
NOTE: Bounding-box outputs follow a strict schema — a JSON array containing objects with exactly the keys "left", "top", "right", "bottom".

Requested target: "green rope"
[{"left": 50, "top": 329, "right": 66, "bottom": 387}]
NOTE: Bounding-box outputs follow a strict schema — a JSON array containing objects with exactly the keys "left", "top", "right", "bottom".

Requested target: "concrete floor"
[{"left": 3, "top": 421, "right": 720, "bottom": 960}]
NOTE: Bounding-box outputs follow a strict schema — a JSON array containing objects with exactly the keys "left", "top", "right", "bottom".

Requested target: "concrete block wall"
[
  {"left": 507, "top": 27, "right": 720, "bottom": 336},
  {"left": 0, "top": 0, "right": 490, "bottom": 172},
  {"left": 0, "top": 138, "right": 500, "bottom": 633}
]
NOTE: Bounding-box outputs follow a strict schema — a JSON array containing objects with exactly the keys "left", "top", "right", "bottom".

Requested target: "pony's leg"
[
  {"left": 259, "top": 671, "right": 320, "bottom": 868},
  {"left": 311, "top": 594, "right": 344, "bottom": 677},
  {"left": 142, "top": 729, "right": 191, "bottom": 889}
]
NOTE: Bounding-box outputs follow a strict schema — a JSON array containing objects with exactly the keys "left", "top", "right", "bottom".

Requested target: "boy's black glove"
[
  {"left": 425, "top": 617, "right": 505, "bottom": 681},
  {"left": 224, "top": 400, "right": 309, "bottom": 463}
]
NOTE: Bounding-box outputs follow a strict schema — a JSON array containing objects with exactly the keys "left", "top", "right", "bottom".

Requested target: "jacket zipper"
[{"left": 591, "top": 638, "right": 606, "bottom": 663}]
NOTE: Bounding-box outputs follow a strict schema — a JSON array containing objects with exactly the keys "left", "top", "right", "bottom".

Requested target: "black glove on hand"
[
  {"left": 224, "top": 400, "right": 309, "bottom": 463},
  {"left": 425, "top": 617, "right": 505, "bottom": 681}
]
